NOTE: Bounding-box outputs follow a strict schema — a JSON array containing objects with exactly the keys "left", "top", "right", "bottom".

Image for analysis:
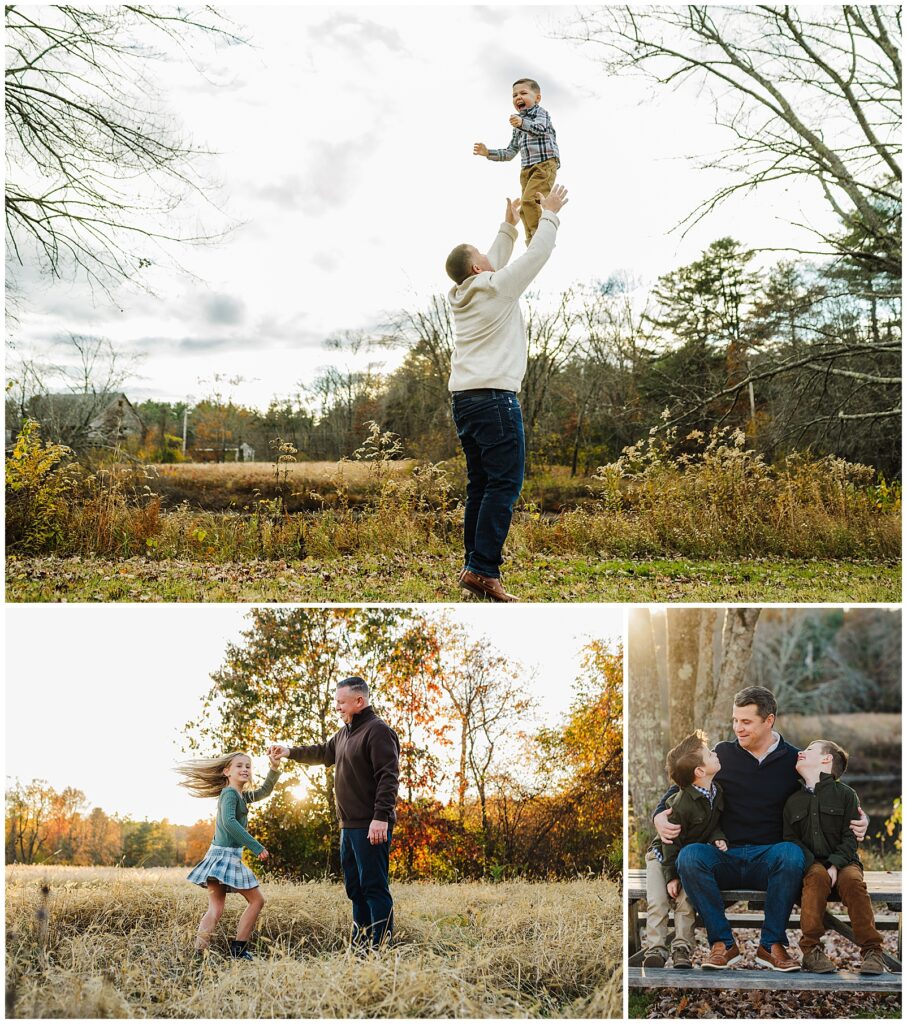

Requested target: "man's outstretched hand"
[
  {"left": 538, "top": 183, "right": 569, "bottom": 214},
  {"left": 473, "top": 142, "right": 489, "bottom": 157},
  {"left": 504, "top": 197, "right": 522, "bottom": 226}
]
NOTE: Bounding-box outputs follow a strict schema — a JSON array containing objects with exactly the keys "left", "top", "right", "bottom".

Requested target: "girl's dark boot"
[{"left": 229, "top": 939, "right": 253, "bottom": 961}]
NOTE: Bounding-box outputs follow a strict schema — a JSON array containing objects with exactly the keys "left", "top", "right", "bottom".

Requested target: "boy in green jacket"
[
  {"left": 644, "top": 730, "right": 728, "bottom": 969},
  {"left": 783, "top": 739, "right": 885, "bottom": 974}
]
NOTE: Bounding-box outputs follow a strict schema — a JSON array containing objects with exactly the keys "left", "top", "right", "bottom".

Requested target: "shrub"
[{"left": 5, "top": 420, "right": 76, "bottom": 553}]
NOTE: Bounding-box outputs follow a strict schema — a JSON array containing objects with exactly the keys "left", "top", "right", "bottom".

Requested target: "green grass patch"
[{"left": 6, "top": 554, "right": 900, "bottom": 603}]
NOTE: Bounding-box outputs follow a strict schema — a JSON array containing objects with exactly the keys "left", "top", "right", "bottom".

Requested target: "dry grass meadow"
[{"left": 5, "top": 866, "right": 621, "bottom": 1019}]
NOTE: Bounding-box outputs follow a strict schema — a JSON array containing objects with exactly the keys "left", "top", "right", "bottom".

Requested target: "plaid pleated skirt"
[{"left": 187, "top": 844, "right": 259, "bottom": 892}]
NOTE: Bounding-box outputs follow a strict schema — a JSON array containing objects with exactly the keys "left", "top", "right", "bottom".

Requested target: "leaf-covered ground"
[
  {"left": 5, "top": 554, "right": 901, "bottom": 602},
  {"left": 630, "top": 926, "right": 902, "bottom": 1019}
]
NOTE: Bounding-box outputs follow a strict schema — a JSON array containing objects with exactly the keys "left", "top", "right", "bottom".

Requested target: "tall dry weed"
[
  {"left": 6, "top": 422, "right": 899, "bottom": 562},
  {"left": 5, "top": 867, "right": 620, "bottom": 1019}
]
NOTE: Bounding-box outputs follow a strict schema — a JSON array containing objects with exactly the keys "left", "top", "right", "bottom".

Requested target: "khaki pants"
[
  {"left": 644, "top": 849, "right": 696, "bottom": 957},
  {"left": 798, "top": 862, "right": 883, "bottom": 952},
  {"left": 519, "top": 158, "right": 559, "bottom": 243}
]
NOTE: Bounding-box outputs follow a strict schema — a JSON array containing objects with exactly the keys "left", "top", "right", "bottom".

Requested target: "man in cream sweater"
[{"left": 444, "top": 184, "right": 568, "bottom": 601}]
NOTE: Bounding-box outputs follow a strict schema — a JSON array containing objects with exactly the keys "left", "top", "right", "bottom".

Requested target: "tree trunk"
[
  {"left": 666, "top": 608, "right": 701, "bottom": 745},
  {"left": 627, "top": 608, "right": 666, "bottom": 828},
  {"left": 457, "top": 723, "right": 468, "bottom": 822},
  {"left": 710, "top": 608, "right": 762, "bottom": 736},
  {"left": 694, "top": 609, "right": 722, "bottom": 735}
]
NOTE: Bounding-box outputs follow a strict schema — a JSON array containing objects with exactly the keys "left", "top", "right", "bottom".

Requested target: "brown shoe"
[
  {"left": 756, "top": 943, "right": 800, "bottom": 972},
  {"left": 859, "top": 948, "right": 887, "bottom": 975},
  {"left": 459, "top": 569, "right": 519, "bottom": 602},
  {"left": 642, "top": 950, "right": 666, "bottom": 968},
  {"left": 801, "top": 946, "right": 836, "bottom": 973},
  {"left": 701, "top": 941, "right": 743, "bottom": 969}
]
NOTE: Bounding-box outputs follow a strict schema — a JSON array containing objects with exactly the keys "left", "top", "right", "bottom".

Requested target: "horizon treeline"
[{"left": 8, "top": 236, "right": 901, "bottom": 479}]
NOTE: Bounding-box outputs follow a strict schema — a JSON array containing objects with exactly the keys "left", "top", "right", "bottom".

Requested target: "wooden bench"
[{"left": 627, "top": 868, "right": 902, "bottom": 993}]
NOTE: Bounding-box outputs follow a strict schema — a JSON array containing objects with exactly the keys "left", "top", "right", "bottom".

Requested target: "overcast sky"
[
  {"left": 9, "top": 4, "right": 842, "bottom": 410},
  {"left": 6, "top": 603, "right": 623, "bottom": 823}
]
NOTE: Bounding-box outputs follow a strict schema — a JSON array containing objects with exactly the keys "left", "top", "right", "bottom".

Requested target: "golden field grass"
[
  {"left": 144, "top": 460, "right": 593, "bottom": 513},
  {"left": 5, "top": 866, "right": 621, "bottom": 1019}
]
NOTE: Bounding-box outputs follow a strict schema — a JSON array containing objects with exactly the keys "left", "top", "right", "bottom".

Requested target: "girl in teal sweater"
[{"left": 176, "top": 750, "right": 280, "bottom": 959}]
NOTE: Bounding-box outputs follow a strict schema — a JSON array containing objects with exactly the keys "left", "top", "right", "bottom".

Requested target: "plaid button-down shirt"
[{"left": 487, "top": 104, "right": 560, "bottom": 168}]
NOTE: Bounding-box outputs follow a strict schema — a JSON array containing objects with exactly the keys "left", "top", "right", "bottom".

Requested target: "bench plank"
[
  {"left": 634, "top": 909, "right": 901, "bottom": 931},
  {"left": 627, "top": 869, "right": 902, "bottom": 909},
  {"left": 628, "top": 966, "right": 902, "bottom": 992}
]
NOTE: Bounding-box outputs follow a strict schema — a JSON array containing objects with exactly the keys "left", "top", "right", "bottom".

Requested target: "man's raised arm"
[
  {"left": 486, "top": 197, "right": 521, "bottom": 271},
  {"left": 491, "top": 185, "right": 569, "bottom": 299}
]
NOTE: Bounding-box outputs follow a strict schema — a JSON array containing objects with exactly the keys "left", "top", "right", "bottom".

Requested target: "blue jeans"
[
  {"left": 450, "top": 389, "right": 525, "bottom": 578},
  {"left": 676, "top": 842, "right": 805, "bottom": 949},
  {"left": 340, "top": 826, "right": 394, "bottom": 948}
]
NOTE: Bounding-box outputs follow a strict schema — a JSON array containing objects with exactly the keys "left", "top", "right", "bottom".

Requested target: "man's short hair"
[
  {"left": 666, "top": 729, "right": 709, "bottom": 789},
  {"left": 445, "top": 244, "right": 475, "bottom": 285},
  {"left": 812, "top": 739, "right": 849, "bottom": 779},
  {"left": 337, "top": 676, "right": 369, "bottom": 701},
  {"left": 733, "top": 686, "right": 777, "bottom": 721},
  {"left": 513, "top": 77, "right": 541, "bottom": 93}
]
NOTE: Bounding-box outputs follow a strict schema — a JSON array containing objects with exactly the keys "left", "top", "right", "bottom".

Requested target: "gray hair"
[{"left": 337, "top": 676, "right": 369, "bottom": 701}]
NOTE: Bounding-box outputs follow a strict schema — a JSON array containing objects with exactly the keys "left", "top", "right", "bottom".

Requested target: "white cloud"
[{"left": 9, "top": 5, "right": 843, "bottom": 407}]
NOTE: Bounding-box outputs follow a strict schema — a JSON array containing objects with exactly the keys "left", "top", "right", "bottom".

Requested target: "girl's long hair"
[{"left": 175, "top": 752, "right": 250, "bottom": 799}]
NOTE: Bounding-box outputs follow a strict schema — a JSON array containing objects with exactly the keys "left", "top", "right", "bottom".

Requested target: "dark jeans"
[
  {"left": 340, "top": 825, "right": 394, "bottom": 948},
  {"left": 450, "top": 389, "right": 525, "bottom": 578},
  {"left": 677, "top": 841, "right": 805, "bottom": 949}
]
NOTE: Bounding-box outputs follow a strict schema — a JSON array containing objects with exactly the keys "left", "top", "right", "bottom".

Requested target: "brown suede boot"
[{"left": 801, "top": 946, "right": 836, "bottom": 973}]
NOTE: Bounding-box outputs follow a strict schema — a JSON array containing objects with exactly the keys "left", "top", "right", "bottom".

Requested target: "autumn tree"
[
  {"left": 71, "top": 807, "right": 122, "bottom": 865},
  {"left": 4, "top": 779, "right": 90, "bottom": 864},
  {"left": 184, "top": 818, "right": 216, "bottom": 866},
  {"left": 184, "top": 607, "right": 450, "bottom": 871},
  {"left": 434, "top": 621, "right": 535, "bottom": 868},
  {"left": 538, "top": 640, "right": 623, "bottom": 875}
]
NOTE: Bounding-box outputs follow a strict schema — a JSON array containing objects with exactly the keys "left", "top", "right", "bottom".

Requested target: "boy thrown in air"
[{"left": 473, "top": 78, "right": 559, "bottom": 244}]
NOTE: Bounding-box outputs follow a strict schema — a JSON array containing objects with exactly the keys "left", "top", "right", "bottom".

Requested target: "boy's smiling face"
[
  {"left": 796, "top": 741, "right": 833, "bottom": 778},
  {"left": 698, "top": 744, "right": 721, "bottom": 778},
  {"left": 512, "top": 82, "right": 541, "bottom": 113}
]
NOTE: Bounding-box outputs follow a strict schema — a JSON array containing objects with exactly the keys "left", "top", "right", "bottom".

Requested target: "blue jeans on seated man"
[
  {"left": 340, "top": 825, "right": 394, "bottom": 948},
  {"left": 677, "top": 842, "right": 805, "bottom": 949},
  {"left": 450, "top": 389, "right": 525, "bottom": 579}
]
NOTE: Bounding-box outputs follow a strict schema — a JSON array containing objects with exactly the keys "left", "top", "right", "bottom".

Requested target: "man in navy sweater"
[{"left": 653, "top": 686, "right": 868, "bottom": 972}]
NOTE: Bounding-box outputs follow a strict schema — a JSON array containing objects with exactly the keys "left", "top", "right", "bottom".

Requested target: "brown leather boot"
[
  {"left": 755, "top": 943, "right": 800, "bottom": 972},
  {"left": 459, "top": 570, "right": 519, "bottom": 602},
  {"left": 701, "top": 941, "right": 743, "bottom": 969}
]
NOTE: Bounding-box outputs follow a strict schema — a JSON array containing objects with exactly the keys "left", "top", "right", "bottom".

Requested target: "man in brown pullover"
[{"left": 270, "top": 677, "right": 400, "bottom": 948}]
